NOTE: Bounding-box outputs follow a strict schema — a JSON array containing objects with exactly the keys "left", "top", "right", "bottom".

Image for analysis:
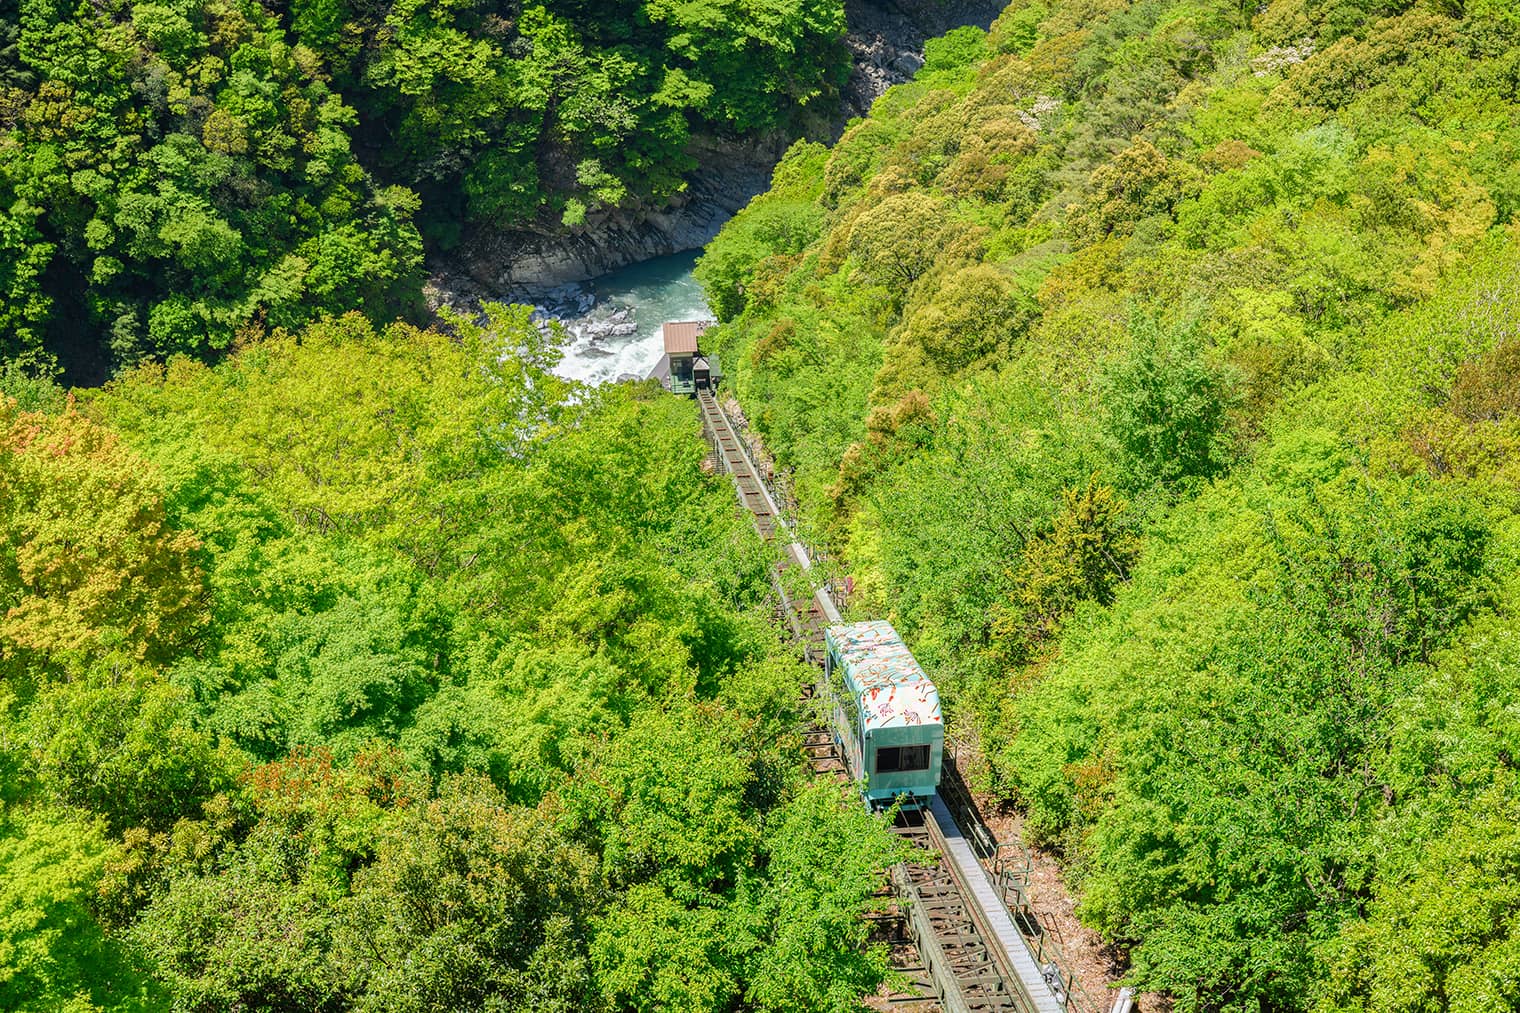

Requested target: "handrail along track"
[{"left": 697, "top": 390, "right": 1083, "bottom": 1013}]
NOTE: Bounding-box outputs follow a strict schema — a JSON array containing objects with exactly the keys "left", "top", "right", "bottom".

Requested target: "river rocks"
[
  {"left": 534, "top": 295, "right": 644, "bottom": 363},
  {"left": 582, "top": 308, "right": 639, "bottom": 341},
  {"left": 531, "top": 282, "right": 597, "bottom": 318}
]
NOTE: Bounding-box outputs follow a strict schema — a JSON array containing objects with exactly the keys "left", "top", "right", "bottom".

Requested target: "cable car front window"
[{"left": 875, "top": 744, "right": 930, "bottom": 773}]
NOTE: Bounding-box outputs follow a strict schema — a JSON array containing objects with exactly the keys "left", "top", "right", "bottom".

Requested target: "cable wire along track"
[{"left": 697, "top": 389, "right": 1078, "bottom": 1013}]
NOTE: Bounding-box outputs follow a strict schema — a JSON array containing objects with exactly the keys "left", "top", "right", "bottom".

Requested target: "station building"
[{"left": 650, "top": 320, "right": 721, "bottom": 395}]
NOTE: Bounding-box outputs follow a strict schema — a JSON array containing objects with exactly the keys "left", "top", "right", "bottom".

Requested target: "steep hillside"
[
  {"left": 0, "top": 313, "right": 903, "bottom": 1011},
  {"left": 699, "top": 1, "right": 1520, "bottom": 1008},
  {"left": 0, "top": 0, "right": 847, "bottom": 374}
]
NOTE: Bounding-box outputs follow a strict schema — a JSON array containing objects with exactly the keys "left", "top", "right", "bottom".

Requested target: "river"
[
  {"left": 550, "top": 251, "right": 712, "bottom": 386},
  {"left": 525, "top": 0, "right": 1008, "bottom": 386}
]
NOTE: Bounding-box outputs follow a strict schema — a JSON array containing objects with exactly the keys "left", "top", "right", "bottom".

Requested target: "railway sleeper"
[{"left": 702, "top": 390, "right": 1060, "bottom": 1013}]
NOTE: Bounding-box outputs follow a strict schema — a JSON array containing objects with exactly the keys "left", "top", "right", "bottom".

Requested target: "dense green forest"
[
  {"left": 0, "top": 312, "right": 905, "bottom": 1011},
  {"left": 8, "top": 0, "right": 1520, "bottom": 1008},
  {"left": 0, "top": 0, "right": 847, "bottom": 371},
  {"left": 699, "top": 0, "right": 1520, "bottom": 1008}
]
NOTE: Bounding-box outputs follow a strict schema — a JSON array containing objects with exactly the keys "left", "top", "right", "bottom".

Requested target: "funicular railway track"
[{"left": 697, "top": 390, "right": 1077, "bottom": 1013}]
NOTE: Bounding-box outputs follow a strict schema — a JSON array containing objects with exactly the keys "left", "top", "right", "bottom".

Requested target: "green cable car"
[{"left": 823, "top": 620, "right": 944, "bottom": 807}]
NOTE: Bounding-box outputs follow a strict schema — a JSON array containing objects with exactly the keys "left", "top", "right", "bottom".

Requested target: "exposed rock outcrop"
[
  {"left": 436, "top": 135, "right": 788, "bottom": 302},
  {"left": 838, "top": 0, "right": 1005, "bottom": 119}
]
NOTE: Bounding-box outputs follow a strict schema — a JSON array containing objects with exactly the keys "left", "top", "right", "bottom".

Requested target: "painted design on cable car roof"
[{"left": 829, "top": 620, "right": 943, "bottom": 731}]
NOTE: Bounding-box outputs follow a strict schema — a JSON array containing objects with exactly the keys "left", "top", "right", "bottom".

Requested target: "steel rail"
[{"left": 697, "top": 389, "right": 1070, "bottom": 1013}]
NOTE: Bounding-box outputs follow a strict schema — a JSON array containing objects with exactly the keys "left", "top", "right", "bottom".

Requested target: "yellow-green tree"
[{"left": 0, "top": 401, "right": 203, "bottom": 670}]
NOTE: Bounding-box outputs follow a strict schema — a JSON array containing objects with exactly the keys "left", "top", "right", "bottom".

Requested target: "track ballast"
[{"left": 697, "top": 390, "right": 1082, "bottom": 1013}]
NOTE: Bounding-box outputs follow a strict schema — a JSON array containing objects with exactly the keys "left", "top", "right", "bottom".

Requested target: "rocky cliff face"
[
  {"left": 430, "top": 134, "right": 789, "bottom": 307},
  {"left": 838, "top": 0, "right": 1006, "bottom": 119},
  {"left": 427, "top": 0, "right": 1007, "bottom": 308}
]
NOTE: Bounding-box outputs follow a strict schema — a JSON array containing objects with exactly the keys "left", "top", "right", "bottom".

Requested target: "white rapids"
[{"left": 539, "top": 251, "right": 713, "bottom": 385}]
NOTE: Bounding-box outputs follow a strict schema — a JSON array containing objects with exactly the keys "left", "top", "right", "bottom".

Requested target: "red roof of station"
[{"left": 662, "top": 320, "right": 709, "bottom": 355}]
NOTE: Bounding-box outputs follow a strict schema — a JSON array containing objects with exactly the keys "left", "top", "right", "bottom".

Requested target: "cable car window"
[{"left": 876, "top": 745, "right": 930, "bottom": 773}]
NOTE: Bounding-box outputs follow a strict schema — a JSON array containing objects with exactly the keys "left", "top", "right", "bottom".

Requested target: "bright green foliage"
[
  {"left": 1068, "top": 139, "right": 1201, "bottom": 244},
  {"left": 990, "top": 476, "right": 1137, "bottom": 660},
  {"left": 291, "top": 0, "right": 848, "bottom": 238},
  {"left": 1319, "top": 612, "right": 1520, "bottom": 1013},
  {"left": 1448, "top": 337, "right": 1520, "bottom": 422},
  {"left": 97, "top": 307, "right": 569, "bottom": 561},
  {"left": 0, "top": 202, "right": 52, "bottom": 362},
  {"left": 338, "top": 775, "right": 599, "bottom": 1013},
  {"left": 923, "top": 26, "right": 990, "bottom": 76},
  {"left": 741, "top": 782, "right": 911, "bottom": 1011},
  {"left": 594, "top": 882, "right": 738, "bottom": 1013},
  {"left": 566, "top": 702, "right": 759, "bottom": 892},
  {"left": 0, "top": 809, "right": 162, "bottom": 1012},
  {"left": 0, "top": 402, "right": 205, "bottom": 671},
  {"left": 697, "top": 0, "right": 1520, "bottom": 1007},
  {"left": 0, "top": 308, "right": 901, "bottom": 1010},
  {"left": 1039, "top": 470, "right": 1494, "bottom": 1009},
  {"left": 24, "top": 672, "right": 234, "bottom": 833},
  {"left": 1101, "top": 317, "right": 1238, "bottom": 493},
  {"left": 847, "top": 192, "right": 952, "bottom": 291},
  {"left": 1321, "top": 777, "right": 1520, "bottom": 1013},
  {"left": 0, "top": 361, "right": 63, "bottom": 413},
  {"left": 591, "top": 781, "right": 905, "bottom": 1013},
  {"left": 858, "top": 379, "right": 1089, "bottom": 677},
  {"left": 0, "top": 0, "right": 424, "bottom": 370},
  {"left": 130, "top": 817, "right": 356, "bottom": 1010},
  {"left": 577, "top": 708, "right": 905, "bottom": 1013}
]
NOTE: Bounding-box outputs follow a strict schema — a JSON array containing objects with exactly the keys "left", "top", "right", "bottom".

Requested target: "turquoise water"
[{"left": 555, "top": 250, "right": 713, "bottom": 385}]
